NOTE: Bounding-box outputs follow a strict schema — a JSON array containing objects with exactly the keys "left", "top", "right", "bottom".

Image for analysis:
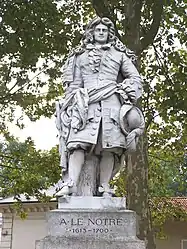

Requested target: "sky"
[
  {"left": 8, "top": 116, "right": 58, "bottom": 150},
  {"left": 6, "top": 57, "right": 59, "bottom": 151}
]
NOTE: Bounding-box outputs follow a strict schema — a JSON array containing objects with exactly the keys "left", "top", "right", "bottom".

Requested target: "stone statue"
[{"left": 56, "top": 16, "right": 145, "bottom": 197}]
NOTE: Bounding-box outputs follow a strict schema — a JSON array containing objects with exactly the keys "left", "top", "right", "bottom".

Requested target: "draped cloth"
[
  {"left": 61, "top": 83, "right": 117, "bottom": 136},
  {"left": 56, "top": 82, "right": 144, "bottom": 171}
]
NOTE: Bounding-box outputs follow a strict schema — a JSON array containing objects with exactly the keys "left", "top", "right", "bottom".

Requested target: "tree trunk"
[
  {"left": 127, "top": 136, "right": 156, "bottom": 249},
  {"left": 124, "top": 1, "right": 156, "bottom": 248}
]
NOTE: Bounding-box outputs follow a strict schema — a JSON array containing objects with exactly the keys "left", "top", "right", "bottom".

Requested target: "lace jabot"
[{"left": 86, "top": 43, "right": 111, "bottom": 73}]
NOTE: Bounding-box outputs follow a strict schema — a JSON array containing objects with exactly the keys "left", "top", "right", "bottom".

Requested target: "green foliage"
[
  {"left": 150, "top": 197, "right": 187, "bottom": 238},
  {"left": 0, "top": 0, "right": 66, "bottom": 130},
  {"left": 0, "top": 136, "right": 60, "bottom": 199},
  {"left": 111, "top": 168, "right": 127, "bottom": 197},
  {"left": 149, "top": 152, "right": 187, "bottom": 197}
]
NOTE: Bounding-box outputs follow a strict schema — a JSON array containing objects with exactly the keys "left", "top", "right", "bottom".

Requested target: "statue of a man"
[{"left": 56, "top": 16, "right": 144, "bottom": 196}]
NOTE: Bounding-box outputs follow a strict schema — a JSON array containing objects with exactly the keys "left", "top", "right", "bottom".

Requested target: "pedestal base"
[
  {"left": 37, "top": 237, "right": 145, "bottom": 249},
  {"left": 36, "top": 197, "right": 145, "bottom": 249}
]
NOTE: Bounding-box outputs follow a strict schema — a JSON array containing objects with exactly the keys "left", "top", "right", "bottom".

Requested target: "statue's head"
[
  {"left": 71, "top": 16, "right": 136, "bottom": 64},
  {"left": 83, "top": 16, "right": 115, "bottom": 45}
]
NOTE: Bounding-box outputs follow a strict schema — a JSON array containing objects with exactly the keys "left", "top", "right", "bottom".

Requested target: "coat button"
[
  {"left": 90, "top": 132, "right": 95, "bottom": 136},
  {"left": 92, "top": 125, "right": 97, "bottom": 130}
]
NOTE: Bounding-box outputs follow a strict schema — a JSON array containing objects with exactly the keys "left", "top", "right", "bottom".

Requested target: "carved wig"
[
  {"left": 63, "top": 16, "right": 138, "bottom": 84},
  {"left": 68, "top": 16, "right": 137, "bottom": 63}
]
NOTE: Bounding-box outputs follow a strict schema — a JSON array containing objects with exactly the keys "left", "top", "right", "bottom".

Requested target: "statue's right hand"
[{"left": 64, "top": 87, "right": 74, "bottom": 97}]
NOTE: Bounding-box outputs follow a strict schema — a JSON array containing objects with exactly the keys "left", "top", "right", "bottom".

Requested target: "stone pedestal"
[{"left": 36, "top": 197, "right": 145, "bottom": 249}]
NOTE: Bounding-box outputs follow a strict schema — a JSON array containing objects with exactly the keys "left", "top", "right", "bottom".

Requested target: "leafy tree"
[
  {"left": 0, "top": 0, "right": 65, "bottom": 130},
  {"left": 149, "top": 152, "right": 187, "bottom": 198},
  {"left": 0, "top": 1, "right": 186, "bottom": 249},
  {"left": 0, "top": 136, "right": 60, "bottom": 199}
]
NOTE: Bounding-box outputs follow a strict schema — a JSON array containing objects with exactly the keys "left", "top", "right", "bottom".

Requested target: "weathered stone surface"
[
  {"left": 58, "top": 196, "right": 126, "bottom": 209},
  {"left": 36, "top": 197, "right": 145, "bottom": 249},
  {"left": 77, "top": 155, "right": 99, "bottom": 196},
  {"left": 35, "top": 240, "right": 43, "bottom": 249},
  {"left": 39, "top": 236, "right": 145, "bottom": 249},
  {"left": 55, "top": 16, "right": 145, "bottom": 197},
  {"left": 47, "top": 209, "right": 135, "bottom": 240}
]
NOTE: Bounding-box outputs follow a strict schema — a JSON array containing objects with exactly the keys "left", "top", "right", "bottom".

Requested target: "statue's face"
[{"left": 93, "top": 23, "right": 109, "bottom": 44}]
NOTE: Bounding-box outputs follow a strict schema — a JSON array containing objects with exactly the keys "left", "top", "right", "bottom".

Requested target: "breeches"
[{"left": 67, "top": 122, "right": 123, "bottom": 156}]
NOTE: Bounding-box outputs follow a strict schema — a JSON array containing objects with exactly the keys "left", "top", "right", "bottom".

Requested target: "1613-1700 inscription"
[{"left": 59, "top": 217, "right": 125, "bottom": 234}]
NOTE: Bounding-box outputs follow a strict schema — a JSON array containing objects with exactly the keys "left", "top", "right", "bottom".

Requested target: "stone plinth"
[
  {"left": 37, "top": 237, "right": 145, "bottom": 249},
  {"left": 58, "top": 196, "right": 126, "bottom": 209},
  {"left": 36, "top": 197, "right": 145, "bottom": 249}
]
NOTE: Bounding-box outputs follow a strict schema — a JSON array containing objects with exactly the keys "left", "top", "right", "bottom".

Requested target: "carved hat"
[{"left": 119, "top": 105, "right": 145, "bottom": 136}]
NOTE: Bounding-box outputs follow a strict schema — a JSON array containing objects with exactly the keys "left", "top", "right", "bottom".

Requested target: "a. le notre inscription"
[
  {"left": 59, "top": 217, "right": 123, "bottom": 234},
  {"left": 60, "top": 217, "right": 123, "bottom": 226}
]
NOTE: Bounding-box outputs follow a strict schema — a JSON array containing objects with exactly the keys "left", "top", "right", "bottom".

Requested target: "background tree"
[{"left": 0, "top": 136, "right": 60, "bottom": 199}]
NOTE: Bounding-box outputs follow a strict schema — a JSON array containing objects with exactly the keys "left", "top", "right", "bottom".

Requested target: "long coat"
[{"left": 64, "top": 45, "right": 142, "bottom": 150}]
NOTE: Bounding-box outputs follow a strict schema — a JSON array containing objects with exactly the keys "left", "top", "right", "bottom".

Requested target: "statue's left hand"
[
  {"left": 122, "top": 79, "right": 137, "bottom": 104},
  {"left": 126, "top": 130, "right": 137, "bottom": 151}
]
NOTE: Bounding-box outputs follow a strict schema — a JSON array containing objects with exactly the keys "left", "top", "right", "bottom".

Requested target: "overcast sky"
[{"left": 9, "top": 116, "right": 58, "bottom": 150}]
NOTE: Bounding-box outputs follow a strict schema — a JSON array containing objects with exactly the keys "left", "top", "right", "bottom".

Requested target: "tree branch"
[
  {"left": 0, "top": 164, "right": 16, "bottom": 169},
  {"left": 121, "top": 0, "right": 142, "bottom": 52},
  {"left": 140, "top": 1, "right": 164, "bottom": 52},
  {"left": 152, "top": 43, "right": 174, "bottom": 87},
  {"left": 148, "top": 153, "right": 182, "bottom": 163},
  {"left": 92, "top": 0, "right": 115, "bottom": 18},
  {"left": 91, "top": 0, "right": 121, "bottom": 39},
  {"left": 0, "top": 61, "right": 54, "bottom": 103},
  {"left": 0, "top": 153, "right": 15, "bottom": 160},
  {"left": 146, "top": 112, "right": 159, "bottom": 130},
  {"left": 0, "top": 174, "right": 11, "bottom": 179}
]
